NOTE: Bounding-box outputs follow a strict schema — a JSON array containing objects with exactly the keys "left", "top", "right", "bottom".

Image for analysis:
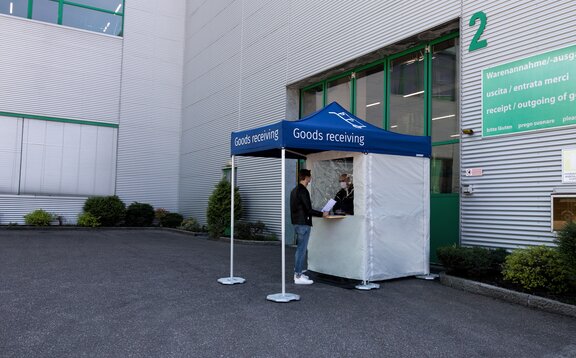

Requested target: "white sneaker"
[{"left": 294, "top": 274, "right": 313, "bottom": 285}]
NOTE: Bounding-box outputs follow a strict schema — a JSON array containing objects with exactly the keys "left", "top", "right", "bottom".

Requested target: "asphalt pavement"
[{"left": 0, "top": 229, "right": 575, "bottom": 358}]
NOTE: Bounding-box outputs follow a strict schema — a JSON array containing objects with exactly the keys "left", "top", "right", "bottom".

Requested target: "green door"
[
  {"left": 428, "top": 37, "right": 460, "bottom": 263},
  {"left": 430, "top": 194, "right": 459, "bottom": 263}
]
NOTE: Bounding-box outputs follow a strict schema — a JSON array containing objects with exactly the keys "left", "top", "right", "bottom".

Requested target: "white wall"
[
  {"left": 116, "top": 0, "right": 186, "bottom": 212},
  {"left": 0, "top": 0, "right": 185, "bottom": 224}
]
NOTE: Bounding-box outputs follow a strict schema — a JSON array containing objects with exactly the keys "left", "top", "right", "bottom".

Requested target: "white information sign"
[{"left": 562, "top": 148, "right": 576, "bottom": 183}]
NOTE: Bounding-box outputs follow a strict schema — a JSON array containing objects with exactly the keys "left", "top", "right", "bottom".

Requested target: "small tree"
[
  {"left": 555, "top": 220, "right": 576, "bottom": 280},
  {"left": 207, "top": 179, "right": 241, "bottom": 239}
]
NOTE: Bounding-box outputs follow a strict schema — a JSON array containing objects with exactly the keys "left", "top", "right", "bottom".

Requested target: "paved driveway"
[{"left": 0, "top": 229, "right": 575, "bottom": 358}]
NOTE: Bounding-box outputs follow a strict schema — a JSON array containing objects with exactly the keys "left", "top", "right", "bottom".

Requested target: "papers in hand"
[{"left": 321, "top": 199, "right": 337, "bottom": 213}]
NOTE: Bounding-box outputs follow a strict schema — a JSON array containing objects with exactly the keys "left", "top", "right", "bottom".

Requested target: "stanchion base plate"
[
  {"left": 218, "top": 277, "right": 246, "bottom": 285},
  {"left": 266, "top": 293, "right": 300, "bottom": 302},
  {"left": 355, "top": 282, "right": 380, "bottom": 290},
  {"left": 415, "top": 274, "right": 439, "bottom": 280}
]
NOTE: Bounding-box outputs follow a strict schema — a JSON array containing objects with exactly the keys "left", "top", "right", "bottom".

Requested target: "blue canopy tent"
[
  {"left": 231, "top": 102, "right": 430, "bottom": 159},
  {"left": 220, "top": 102, "right": 431, "bottom": 302}
]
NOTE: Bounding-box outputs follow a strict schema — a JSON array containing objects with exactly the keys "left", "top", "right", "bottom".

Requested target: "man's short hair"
[{"left": 299, "top": 169, "right": 311, "bottom": 181}]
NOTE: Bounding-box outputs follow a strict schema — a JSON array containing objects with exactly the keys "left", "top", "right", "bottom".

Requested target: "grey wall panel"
[
  {"left": 116, "top": 0, "right": 185, "bottom": 212},
  {"left": 460, "top": 0, "right": 576, "bottom": 249},
  {"left": 0, "top": 15, "right": 122, "bottom": 123},
  {"left": 0, "top": 195, "right": 86, "bottom": 225},
  {"left": 182, "top": 85, "right": 239, "bottom": 132}
]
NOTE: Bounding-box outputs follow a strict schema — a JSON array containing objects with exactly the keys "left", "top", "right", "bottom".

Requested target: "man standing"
[{"left": 290, "top": 169, "right": 328, "bottom": 285}]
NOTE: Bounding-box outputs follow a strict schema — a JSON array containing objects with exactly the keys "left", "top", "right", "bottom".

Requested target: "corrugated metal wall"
[
  {"left": 0, "top": 0, "right": 184, "bottom": 223},
  {"left": 460, "top": 0, "right": 576, "bottom": 248},
  {"left": 181, "top": 0, "right": 460, "bottom": 235},
  {"left": 0, "top": 195, "right": 86, "bottom": 225},
  {"left": 0, "top": 13, "right": 122, "bottom": 224},
  {"left": 115, "top": 0, "right": 185, "bottom": 212},
  {"left": 0, "top": 15, "right": 122, "bottom": 123}
]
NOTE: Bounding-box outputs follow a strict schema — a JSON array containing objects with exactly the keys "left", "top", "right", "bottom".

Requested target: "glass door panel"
[
  {"left": 301, "top": 84, "right": 324, "bottom": 117},
  {"left": 356, "top": 65, "right": 384, "bottom": 128},
  {"left": 431, "top": 143, "right": 460, "bottom": 194},
  {"left": 432, "top": 39, "right": 459, "bottom": 142},
  {"left": 389, "top": 49, "right": 425, "bottom": 135},
  {"left": 327, "top": 75, "right": 351, "bottom": 111}
]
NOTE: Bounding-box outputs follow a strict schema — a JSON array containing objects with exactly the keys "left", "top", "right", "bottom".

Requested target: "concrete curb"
[{"left": 439, "top": 272, "right": 576, "bottom": 318}]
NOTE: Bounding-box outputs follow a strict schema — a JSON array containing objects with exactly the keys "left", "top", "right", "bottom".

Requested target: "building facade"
[{"left": 1, "top": 1, "right": 575, "bottom": 258}]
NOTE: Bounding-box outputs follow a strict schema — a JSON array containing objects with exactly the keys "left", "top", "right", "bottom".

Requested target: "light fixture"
[
  {"left": 403, "top": 90, "right": 424, "bottom": 98},
  {"left": 432, "top": 114, "right": 456, "bottom": 121},
  {"left": 390, "top": 125, "right": 398, "bottom": 129},
  {"left": 103, "top": 22, "right": 110, "bottom": 32},
  {"left": 450, "top": 134, "right": 460, "bottom": 138},
  {"left": 9, "top": 2, "right": 13, "bottom": 14},
  {"left": 462, "top": 128, "right": 474, "bottom": 135},
  {"left": 366, "top": 101, "right": 381, "bottom": 108},
  {"left": 114, "top": 3, "right": 122, "bottom": 13}
]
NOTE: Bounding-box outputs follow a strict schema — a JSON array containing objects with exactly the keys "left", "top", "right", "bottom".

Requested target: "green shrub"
[
  {"left": 24, "top": 209, "right": 55, "bottom": 226},
  {"left": 555, "top": 221, "right": 576, "bottom": 279},
  {"left": 235, "top": 221, "right": 277, "bottom": 241},
  {"left": 160, "top": 212, "right": 184, "bottom": 228},
  {"left": 503, "top": 245, "right": 571, "bottom": 294},
  {"left": 125, "top": 202, "right": 155, "bottom": 227},
  {"left": 83, "top": 195, "right": 126, "bottom": 226},
  {"left": 436, "top": 245, "right": 508, "bottom": 278},
  {"left": 206, "top": 179, "right": 242, "bottom": 239},
  {"left": 179, "top": 217, "right": 201, "bottom": 232},
  {"left": 77, "top": 212, "right": 100, "bottom": 227}
]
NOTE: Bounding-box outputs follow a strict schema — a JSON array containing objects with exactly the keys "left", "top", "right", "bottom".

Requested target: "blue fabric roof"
[{"left": 231, "top": 102, "right": 431, "bottom": 159}]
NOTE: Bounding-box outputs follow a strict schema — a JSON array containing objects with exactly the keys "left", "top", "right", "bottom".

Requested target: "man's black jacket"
[{"left": 290, "top": 183, "right": 323, "bottom": 226}]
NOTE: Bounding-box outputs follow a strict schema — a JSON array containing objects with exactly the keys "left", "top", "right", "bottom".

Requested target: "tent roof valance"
[{"left": 230, "top": 102, "right": 431, "bottom": 159}]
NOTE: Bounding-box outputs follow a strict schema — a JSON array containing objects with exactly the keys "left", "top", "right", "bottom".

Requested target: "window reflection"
[
  {"left": 32, "top": 0, "right": 58, "bottom": 24},
  {"left": 432, "top": 39, "right": 459, "bottom": 142},
  {"left": 62, "top": 5, "right": 122, "bottom": 35},
  {"left": 311, "top": 157, "right": 354, "bottom": 215},
  {"left": 389, "top": 50, "right": 425, "bottom": 135},
  {"left": 0, "top": 0, "right": 28, "bottom": 18},
  {"left": 301, "top": 84, "right": 323, "bottom": 117},
  {"left": 356, "top": 65, "right": 384, "bottom": 128},
  {"left": 431, "top": 144, "right": 459, "bottom": 194},
  {"left": 0, "top": 0, "right": 124, "bottom": 36},
  {"left": 69, "top": 0, "right": 123, "bottom": 13},
  {"left": 327, "top": 75, "right": 351, "bottom": 111}
]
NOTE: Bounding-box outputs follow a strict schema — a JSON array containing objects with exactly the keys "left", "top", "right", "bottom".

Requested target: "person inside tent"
[{"left": 333, "top": 173, "right": 354, "bottom": 215}]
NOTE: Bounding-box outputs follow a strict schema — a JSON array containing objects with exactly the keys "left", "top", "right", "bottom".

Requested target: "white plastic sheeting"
[{"left": 307, "top": 151, "right": 430, "bottom": 281}]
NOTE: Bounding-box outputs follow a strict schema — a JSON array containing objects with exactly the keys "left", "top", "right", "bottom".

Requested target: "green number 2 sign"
[{"left": 469, "top": 11, "right": 488, "bottom": 52}]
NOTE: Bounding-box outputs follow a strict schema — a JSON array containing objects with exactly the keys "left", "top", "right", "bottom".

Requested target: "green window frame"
[
  {"left": 299, "top": 32, "right": 459, "bottom": 133},
  {"left": 299, "top": 32, "right": 460, "bottom": 195},
  {"left": 1, "top": 0, "right": 124, "bottom": 36}
]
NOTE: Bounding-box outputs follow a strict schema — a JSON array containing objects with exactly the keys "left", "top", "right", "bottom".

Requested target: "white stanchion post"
[
  {"left": 267, "top": 148, "right": 299, "bottom": 302},
  {"left": 218, "top": 155, "right": 246, "bottom": 285}
]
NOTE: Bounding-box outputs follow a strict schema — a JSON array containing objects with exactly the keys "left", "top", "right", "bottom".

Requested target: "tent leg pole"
[
  {"left": 267, "top": 148, "right": 299, "bottom": 302},
  {"left": 218, "top": 155, "right": 245, "bottom": 285}
]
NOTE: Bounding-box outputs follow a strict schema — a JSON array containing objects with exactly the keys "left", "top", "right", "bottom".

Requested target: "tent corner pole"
[
  {"left": 266, "top": 148, "right": 300, "bottom": 302},
  {"left": 218, "top": 155, "right": 245, "bottom": 285}
]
